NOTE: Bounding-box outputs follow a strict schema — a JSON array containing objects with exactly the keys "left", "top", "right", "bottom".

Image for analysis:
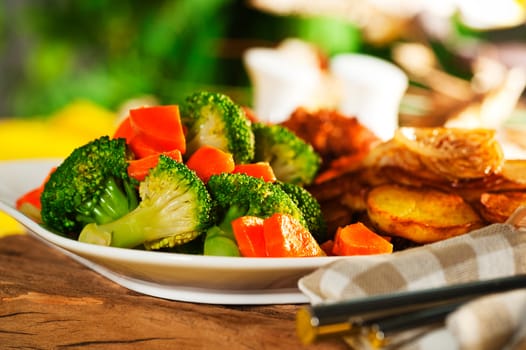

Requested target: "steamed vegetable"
[
  {"left": 263, "top": 213, "right": 324, "bottom": 257},
  {"left": 79, "top": 155, "right": 213, "bottom": 249},
  {"left": 203, "top": 172, "right": 309, "bottom": 256},
  {"left": 185, "top": 145, "right": 235, "bottom": 183},
  {"left": 232, "top": 162, "right": 276, "bottom": 183},
  {"left": 331, "top": 222, "right": 393, "bottom": 256},
  {"left": 276, "top": 181, "right": 327, "bottom": 244},
  {"left": 180, "top": 91, "right": 255, "bottom": 163},
  {"left": 40, "top": 136, "right": 139, "bottom": 236},
  {"left": 252, "top": 122, "right": 321, "bottom": 186},
  {"left": 114, "top": 105, "right": 186, "bottom": 158}
]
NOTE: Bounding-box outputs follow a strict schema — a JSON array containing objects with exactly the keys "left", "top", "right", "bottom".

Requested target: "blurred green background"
[
  {"left": 0, "top": 0, "right": 363, "bottom": 117},
  {"left": 1, "top": 0, "right": 524, "bottom": 118}
]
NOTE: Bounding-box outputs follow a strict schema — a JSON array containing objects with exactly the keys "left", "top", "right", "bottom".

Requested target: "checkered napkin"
[{"left": 298, "top": 223, "right": 526, "bottom": 350}]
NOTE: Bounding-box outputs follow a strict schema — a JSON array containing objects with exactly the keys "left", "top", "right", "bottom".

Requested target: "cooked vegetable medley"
[{"left": 20, "top": 91, "right": 373, "bottom": 257}]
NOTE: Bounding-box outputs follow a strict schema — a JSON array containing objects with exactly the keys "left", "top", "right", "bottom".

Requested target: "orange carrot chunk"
[
  {"left": 231, "top": 216, "right": 267, "bottom": 257},
  {"left": 16, "top": 187, "right": 43, "bottom": 211},
  {"left": 129, "top": 105, "right": 186, "bottom": 154},
  {"left": 263, "top": 213, "right": 325, "bottom": 257},
  {"left": 232, "top": 162, "right": 277, "bottom": 182},
  {"left": 127, "top": 150, "right": 183, "bottom": 181},
  {"left": 127, "top": 134, "right": 161, "bottom": 159},
  {"left": 113, "top": 116, "right": 135, "bottom": 142},
  {"left": 186, "top": 145, "right": 235, "bottom": 183},
  {"left": 332, "top": 222, "right": 393, "bottom": 256}
]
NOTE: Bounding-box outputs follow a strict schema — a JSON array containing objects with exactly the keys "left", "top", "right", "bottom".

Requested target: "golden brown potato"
[
  {"left": 501, "top": 159, "right": 526, "bottom": 185},
  {"left": 366, "top": 184, "right": 484, "bottom": 244},
  {"left": 479, "top": 191, "right": 526, "bottom": 223}
]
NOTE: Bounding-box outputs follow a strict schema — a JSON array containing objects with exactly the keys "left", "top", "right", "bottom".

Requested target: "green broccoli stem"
[
  {"left": 203, "top": 206, "right": 246, "bottom": 256},
  {"left": 79, "top": 204, "right": 165, "bottom": 248},
  {"left": 203, "top": 227, "right": 240, "bottom": 257},
  {"left": 218, "top": 205, "right": 247, "bottom": 238}
]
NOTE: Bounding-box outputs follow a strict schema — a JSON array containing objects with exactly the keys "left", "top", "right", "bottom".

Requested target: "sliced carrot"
[
  {"left": 232, "top": 162, "right": 277, "bottom": 182},
  {"left": 113, "top": 116, "right": 134, "bottom": 142},
  {"left": 128, "top": 134, "right": 161, "bottom": 159},
  {"left": 129, "top": 105, "right": 186, "bottom": 154},
  {"left": 185, "top": 145, "right": 235, "bottom": 183},
  {"left": 332, "top": 222, "right": 393, "bottom": 256},
  {"left": 16, "top": 187, "right": 44, "bottom": 211},
  {"left": 127, "top": 150, "right": 183, "bottom": 181},
  {"left": 263, "top": 213, "right": 324, "bottom": 257},
  {"left": 231, "top": 216, "right": 267, "bottom": 257}
]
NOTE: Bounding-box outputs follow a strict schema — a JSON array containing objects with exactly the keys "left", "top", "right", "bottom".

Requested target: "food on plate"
[
  {"left": 306, "top": 125, "right": 526, "bottom": 247},
  {"left": 206, "top": 173, "right": 307, "bottom": 232},
  {"left": 186, "top": 145, "right": 235, "bottom": 183},
  {"left": 366, "top": 184, "right": 484, "bottom": 244},
  {"left": 363, "top": 127, "right": 504, "bottom": 181},
  {"left": 180, "top": 91, "right": 255, "bottom": 164},
  {"left": 478, "top": 191, "right": 526, "bottom": 223},
  {"left": 276, "top": 181, "right": 327, "bottom": 244},
  {"left": 281, "top": 108, "right": 380, "bottom": 178},
  {"left": 232, "top": 162, "right": 277, "bottom": 182},
  {"left": 204, "top": 173, "right": 326, "bottom": 257},
  {"left": 78, "top": 155, "right": 213, "bottom": 250},
  {"left": 330, "top": 222, "right": 393, "bottom": 256},
  {"left": 40, "top": 136, "right": 139, "bottom": 236},
  {"left": 25, "top": 89, "right": 524, "bottom": 257},
  {"left": 17, "top": 91, "right": 334, "bottom": 257},
  {"left": 262, "top": 213, "right": 325, "bottom": 257},
  {"left": 231, "top": 213, "right": 325, "bottom": 258},
  {"left": 252, "top": 122, "right": 321, "bottom": 186},
  {"left": 114, "top": 105, "right": 186, "bottom": 158},
  {"left": 500, "top": 159, "right": 526, "bottom": 184}
]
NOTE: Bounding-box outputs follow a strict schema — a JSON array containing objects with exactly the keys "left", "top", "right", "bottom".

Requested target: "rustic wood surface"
[{"left": 0, "top": 234, "right": 348, "bottom": 350}]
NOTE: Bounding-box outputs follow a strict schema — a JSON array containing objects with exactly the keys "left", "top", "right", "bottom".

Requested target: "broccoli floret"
[
  {"left": 40, "top": 136, "right": 139, "bottom": 237},
  {"left": 207, "top": 172, "right": 306, "bottom": 224},
  {"left": 275, "top": 182, "right": 327, "bottom": 244},
  {"left": 180, "top": 91, "right": 255, "bottom": 164},
  {"left": 252, "top": 122, "right": 321, "bottom": 186},
  {"left": 78, "top": 155, "right": 213, "bottom": 249},
  {"left": 203, "top": 173, "right": 309, "bottom": 256}
]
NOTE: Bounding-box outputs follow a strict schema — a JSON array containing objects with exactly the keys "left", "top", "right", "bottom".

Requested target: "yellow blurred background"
[{"left": 0, "top": 101, "right": 118, "bottom": 236}]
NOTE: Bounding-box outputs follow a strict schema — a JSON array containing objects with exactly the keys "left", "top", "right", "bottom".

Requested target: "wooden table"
[{"left": 0, "top": 234, "right": 347, "bottom": 350}]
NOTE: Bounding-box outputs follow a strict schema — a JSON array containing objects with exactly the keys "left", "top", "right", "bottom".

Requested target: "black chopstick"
[{"left": 297, "top": 274, "right": 526, "bottom": 345}]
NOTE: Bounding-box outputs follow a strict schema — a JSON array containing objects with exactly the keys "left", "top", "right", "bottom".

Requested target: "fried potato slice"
[
  {"left": 479, "top": 191, "right": 526, "bottom": 223},
  {"left": 501, "top": 159, "right": 526, "bottom": 184},
  {"left": 366, "top": 184, "right": 484, "bottom": 244}
]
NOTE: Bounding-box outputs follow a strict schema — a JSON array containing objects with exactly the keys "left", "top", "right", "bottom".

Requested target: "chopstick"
[{"left": 296, "top": 274, "right": 526, "bottom": 345}]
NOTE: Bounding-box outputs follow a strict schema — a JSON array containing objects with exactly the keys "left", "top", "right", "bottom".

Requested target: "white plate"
[{"left": 0, "top": 159, "right": 340, "bottom": 305}]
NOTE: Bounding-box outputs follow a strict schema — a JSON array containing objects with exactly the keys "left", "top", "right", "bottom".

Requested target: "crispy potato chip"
[{"left": 364, "top": 127, "right": 504, "bottom": 181}]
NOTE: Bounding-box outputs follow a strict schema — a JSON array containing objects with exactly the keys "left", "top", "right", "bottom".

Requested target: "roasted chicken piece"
[{"left": 281, "top": 108, "right": 380, "bottom": 175}]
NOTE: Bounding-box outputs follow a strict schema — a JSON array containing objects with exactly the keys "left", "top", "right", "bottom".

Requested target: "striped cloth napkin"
[{"left": 298, "top": 222, "right": 526, "bottom": 350}]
